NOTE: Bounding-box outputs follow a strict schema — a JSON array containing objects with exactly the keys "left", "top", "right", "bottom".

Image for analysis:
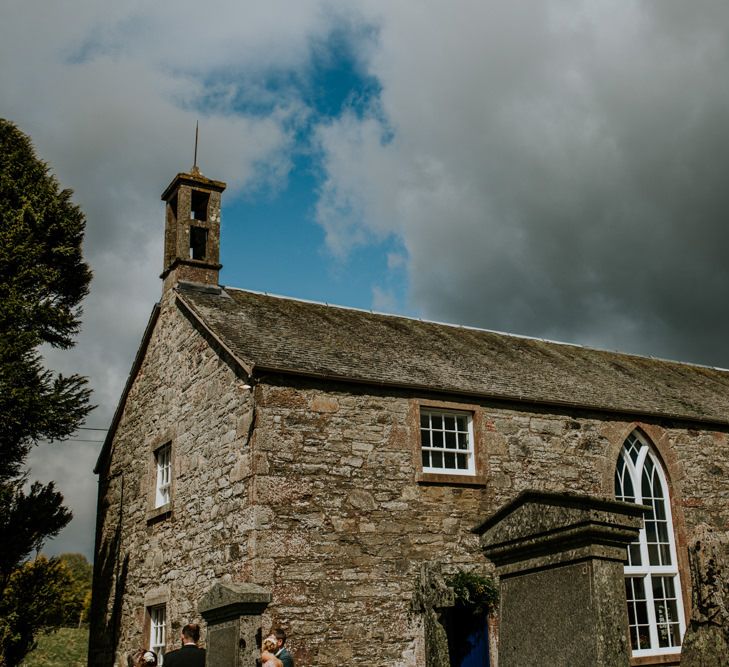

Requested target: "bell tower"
[{"left": 160, "top": 166, "right": 227, "bottom": 291}]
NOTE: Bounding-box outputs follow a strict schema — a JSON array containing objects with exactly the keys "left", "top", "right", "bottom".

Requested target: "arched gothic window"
[{"left": 614, "top": 431, "right": 685, "bottom": 658}]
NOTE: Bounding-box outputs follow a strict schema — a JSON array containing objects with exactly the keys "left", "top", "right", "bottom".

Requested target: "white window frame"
[
  {"left": 615, "top": 431, "right": 685, "bottom": 659},
  {"left": 149, "top": 604, "right": 166, "bottom": 664},
  {"left": 154, "top": 443, "right": 171, "bottom": 508},
  {"left": 419, "top": 409, "right": 475, "bottom": 476}
]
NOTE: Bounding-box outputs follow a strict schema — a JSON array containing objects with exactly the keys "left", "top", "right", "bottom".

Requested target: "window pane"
[
  {"left": 433, "top": 431, "right": 443, "bottom": 448},
  {"left": 628, "top": 543, "right": 642, "bottom": 567},
  {"left": 646, "top": 521, "right": 657, "bottom": 542},
  {"left": 652, "top": 576, "right": 665, "bottom": 600},
  {"left": 626, "top": 435, "right": 640, "bottom": 463},
  {"left": 628, "top": 577, "right": 650, "bottom": 651},
  {"left": 648, "top": 543, "right": 660, "bottom": 566},
  {"left": 456, "top": 454, "right": 467, "bottom": 469},
  {"left": 629, "top": 625, "right": 639, "bottom": 651},
  {"left": 657, "top": 521, "right": 669, "bottom": 543},
  {"left": 623, "top": 474, "right": 634, "bottom": 502},
  {"left": 422, "top": 451, "right": 430, "bottom": 468},
  {"left": 458, "top": 433, "right": 468, "bottom": 450},
  {"left": 668, "top": 622, "right": 682, "bottom": 647},
  {"left": 456, "top": 416, "right": 466, "bottom": 431},
  {"left": 420, "top": 414, "right": 430, "bottom": 429},
  {"left": 642, "top": 459, "right": 654, "bottom": 499},
  {"left": 444, "top": 452, "right": 455, "bottom": 469},
  {"left": 432, "top": 451, "right": 443, "bottom": 468},
  {"left": 445, "top": 431, "right": 456, "bottom": 449},
  {"left": 432, "top": 415, "right": 442, "bottom": 429},
  {"left": 657, "top": 621, "right": 671, "bottom": 647},
  {"left": 444, "top": 415, "right": 455, "bottom": 431},
  {"left": 420, "top": 429, "right": 430, "bottom": 448}
]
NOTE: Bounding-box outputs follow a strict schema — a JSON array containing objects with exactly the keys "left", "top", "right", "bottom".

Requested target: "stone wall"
[
  {"left": 91, "top": 292, "right": 729, "bottom": 666},
  {"left": 90, "top": 293, "right": 255, "bottom": 667},
  {"left": 249, "top": 377, "right": 729, "bottom": 665}
]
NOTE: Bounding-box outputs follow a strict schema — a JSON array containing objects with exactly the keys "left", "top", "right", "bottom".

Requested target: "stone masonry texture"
[{"left": 91, "top": 287, "right": 729, "bottom": 667}]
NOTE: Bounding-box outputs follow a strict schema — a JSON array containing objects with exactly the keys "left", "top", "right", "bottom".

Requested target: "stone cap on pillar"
[
  {"left": 199, "top": 581, "right": 272, "bottom": 624},
  {"left": 474, "top": 490, "right": 648, "bottom": 576}
]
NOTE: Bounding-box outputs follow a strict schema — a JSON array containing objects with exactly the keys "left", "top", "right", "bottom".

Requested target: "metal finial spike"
[{"left": 192, "top": 121, "right": 199, "bottom": 173}]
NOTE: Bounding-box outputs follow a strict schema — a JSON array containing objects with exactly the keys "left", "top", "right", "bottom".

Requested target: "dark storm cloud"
[
  {"left": 3, "top": 0, "right": 729, "bottom": 558},
  {"left": 316, "top": 0, "right": 729, "bottom": 367}
]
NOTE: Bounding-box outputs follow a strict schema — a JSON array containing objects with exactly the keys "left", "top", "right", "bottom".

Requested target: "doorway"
[{"left": 442, "top": 605, "right": 489, "bottom": 667}]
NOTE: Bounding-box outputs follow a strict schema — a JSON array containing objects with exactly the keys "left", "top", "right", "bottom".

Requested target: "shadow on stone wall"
[
  {"left": 88, "top": 520, "right": 129, "bottom": 667},
  {"left": 681, "top": 524, "right": 729, "bottom": 667}
]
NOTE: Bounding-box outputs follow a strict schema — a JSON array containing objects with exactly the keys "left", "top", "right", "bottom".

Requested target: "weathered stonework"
[
  {"left": 478, "top": 492, "right": 645, "bottom": 666},
  {"left": 88, "top": 164, "right": 729, "bottom": 667},
  {"left": 90, "top": 293, "right": 255, "bottom": 666},
  {"left": 90, "top": 285, "right": 729, "bottom": 666},
  {"left": 199, "top": 581, "right": 272, "bottom": 667},
  {"left": 681, "top": 525, "right": 729, "bottom": 666}
]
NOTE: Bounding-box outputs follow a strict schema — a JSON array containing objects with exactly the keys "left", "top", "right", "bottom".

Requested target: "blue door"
[
  {"left": 458, "top": 622, "right": 489, "bottom": 667},
  {"left": 445, "top": 608, "right": 490, "bottom": 667}
]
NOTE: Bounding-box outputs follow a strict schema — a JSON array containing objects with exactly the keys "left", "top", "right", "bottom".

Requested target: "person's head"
[
  {"left": 273, "top": 628, "right": 287, "bottom": 649},
  {"left": 132, "top": 649, "right": 158, "bottom": 667},
  {"left": 181, "top": 623, "right": 201, "bottom": 644},
  {"left": 262, "top": 635, "right": 277, "bottom": 653}
]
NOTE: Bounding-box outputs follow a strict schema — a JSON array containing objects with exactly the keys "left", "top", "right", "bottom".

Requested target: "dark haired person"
[
  {"left": 163, "top": 623, "right": 206, "bottom": 667},
  {"left": 273, "top": 628, "right": 294, "bottom": 667}
]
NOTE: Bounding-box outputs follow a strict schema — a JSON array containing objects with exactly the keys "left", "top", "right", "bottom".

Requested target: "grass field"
[{"left": 22, "top": 627, "right": 88, "bottom": 667}]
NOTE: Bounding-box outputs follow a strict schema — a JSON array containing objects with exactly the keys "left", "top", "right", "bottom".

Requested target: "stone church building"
[{"left": 90, "top": 166, "right": 729, "bottom": 666}]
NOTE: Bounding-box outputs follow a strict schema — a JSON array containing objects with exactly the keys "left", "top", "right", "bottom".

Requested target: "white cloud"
[
  {"left": 1, "top": 0, "right": 342, "bottom": 558},
  {"left": 5, "top": 0, "right": 729, "bottom": 559}
]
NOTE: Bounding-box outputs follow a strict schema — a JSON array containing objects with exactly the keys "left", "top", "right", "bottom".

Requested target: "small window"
[
  {"left": 149, "top": 605, "right": 166, "bottom": 664},
  {"left": 420, "top": 409, "right": 475, "bottom": 475},
  {"left": 155, "top": 444, "right": 171, "bottom": 508},
  {"left": 189, "top": 226, "right": 208, "bottom": 260},
  {"left": 190, "top": 189, "right": 209, "bottom": 221}
]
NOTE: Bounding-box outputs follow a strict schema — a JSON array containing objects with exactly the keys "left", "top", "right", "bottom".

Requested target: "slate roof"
[{"left": 177, "top": 284, "right": 729, "bottom": 425}]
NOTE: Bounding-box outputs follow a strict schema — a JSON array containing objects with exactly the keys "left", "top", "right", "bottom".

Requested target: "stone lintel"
[
  {"left": 199, "top": 582, "right": 271, "bottom": 624},
  {"left": 477, "top": 490, "right": 647, "bottom": 574}
]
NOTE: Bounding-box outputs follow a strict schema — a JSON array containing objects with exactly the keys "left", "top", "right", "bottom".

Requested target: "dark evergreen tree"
[{"left": 0, "top": 119, "right": 93, "bottom": 667}]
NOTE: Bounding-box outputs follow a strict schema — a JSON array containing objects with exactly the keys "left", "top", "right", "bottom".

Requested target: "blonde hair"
[{"left": 262, "top": 635, "right": 277, "bottom": 652}]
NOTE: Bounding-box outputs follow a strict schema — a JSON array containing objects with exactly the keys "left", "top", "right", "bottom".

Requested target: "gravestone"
[
  {"left": 199, "top": 581, "right": 272, "bottom": 667},
  {"left": 475, "top": 490, "right": 646, "bottom": 667}
]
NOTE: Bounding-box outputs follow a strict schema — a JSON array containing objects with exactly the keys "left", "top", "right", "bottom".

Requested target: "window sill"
[
  {"left": 146, "top": 502, "right": 172, "bottom": 525},
  {"left": 417, "top": 472, "right": 487, "bottom": 487},
  {"left": 630, "top": 652, "right": 681, "bottom": 666}
]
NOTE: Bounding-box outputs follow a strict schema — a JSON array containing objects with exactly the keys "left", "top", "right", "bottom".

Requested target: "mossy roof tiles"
[{"left": 177, "top": 285, "right": 729, "bottom": 425}]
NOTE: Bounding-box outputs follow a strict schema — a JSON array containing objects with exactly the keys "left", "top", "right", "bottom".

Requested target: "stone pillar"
[
  {"left": 680, "top": 524, "right": 729, "bottom": 666},
  {"left": 199, "top": 582, "right": 271, "bottom": 667},
  {"left": 475, "top": 490, "right": 646, "bottom": 667},
  {"left": 410, "top": 562, "right": 455, "bottom": 667}
]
